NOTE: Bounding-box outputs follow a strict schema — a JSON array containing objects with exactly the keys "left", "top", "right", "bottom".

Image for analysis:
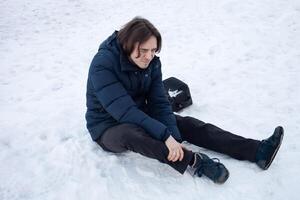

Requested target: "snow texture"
[{"left": 0, "top": 0, "right": 299, "bottom": 199}]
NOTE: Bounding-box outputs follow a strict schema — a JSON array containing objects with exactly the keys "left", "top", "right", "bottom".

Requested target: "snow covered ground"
[{"left": 1, "top": 0, "right": 299, "bottom": 199}]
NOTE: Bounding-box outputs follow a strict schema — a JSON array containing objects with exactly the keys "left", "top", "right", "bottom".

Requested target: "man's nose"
[{"left": 145, "top": 51, "right": 153, "bottom": 60}]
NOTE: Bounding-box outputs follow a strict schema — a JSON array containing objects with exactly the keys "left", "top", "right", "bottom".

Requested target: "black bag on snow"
[{"left": 163, "top": 77, "right": 193, "bottom": 112}]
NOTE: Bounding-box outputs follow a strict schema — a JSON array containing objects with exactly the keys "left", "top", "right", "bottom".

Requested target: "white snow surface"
[{"left": 1, "top": 0, "right": 300, "bottom": 199}]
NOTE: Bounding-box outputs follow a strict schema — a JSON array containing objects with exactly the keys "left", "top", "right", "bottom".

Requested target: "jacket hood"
[{"left": 98, "top": 31, "right": 121, "bottom": 55}]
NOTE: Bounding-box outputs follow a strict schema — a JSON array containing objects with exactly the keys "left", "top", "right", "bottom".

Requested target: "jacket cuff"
[{"left": 162, "top": 128, "right": 171, "bottom": 141}]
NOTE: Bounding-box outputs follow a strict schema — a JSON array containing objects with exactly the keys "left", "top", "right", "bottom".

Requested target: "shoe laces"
[{"left": 193, "top": 153, "right": 221, "bottom": 177}]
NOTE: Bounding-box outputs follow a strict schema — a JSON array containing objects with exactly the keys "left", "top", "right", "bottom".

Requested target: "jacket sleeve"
[
  {"left": 146, "top": 60, "right": 182, "bottom": 141},
  {"left": 90, "top": 61, "right": 171, "bottom": 141}
]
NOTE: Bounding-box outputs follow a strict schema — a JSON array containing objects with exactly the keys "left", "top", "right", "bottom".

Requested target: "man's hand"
[{"left": 165, "top": 135, "right": 184, "bottom": 162}]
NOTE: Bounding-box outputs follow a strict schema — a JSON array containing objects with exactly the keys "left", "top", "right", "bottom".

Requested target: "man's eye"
[{"left": 140, "top": 49, "right": 147, "bottom": 53}]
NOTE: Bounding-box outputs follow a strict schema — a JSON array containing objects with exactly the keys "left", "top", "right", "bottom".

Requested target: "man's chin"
[{"left": 138, "top": 63, "right": 149, "bottom": 69}]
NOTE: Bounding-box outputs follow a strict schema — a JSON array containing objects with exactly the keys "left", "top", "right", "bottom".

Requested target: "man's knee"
[
  {"left": 119, "top": 124, "right": 149, "bottom": 144},
  {"left": 104, "top": 123, "right": 147, "bottom": 145},
  {"left": 99, "top": 123, "right": 140, "bottom": 152}
]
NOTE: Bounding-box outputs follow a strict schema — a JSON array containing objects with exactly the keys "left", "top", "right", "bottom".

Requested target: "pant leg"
[
  {"left": 96, "top": 123, "right": 194, "bottom": 174},
  {"left": 175, "top": 115, "right": 260, "bottom": 162}
]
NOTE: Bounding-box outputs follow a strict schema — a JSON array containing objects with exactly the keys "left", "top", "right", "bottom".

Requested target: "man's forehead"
[
  {"left": 139, "top": 41, "right": 157, "bottom": 49},
  {"left": 140, "top": 46, "right": 157, "bottom": 50}
]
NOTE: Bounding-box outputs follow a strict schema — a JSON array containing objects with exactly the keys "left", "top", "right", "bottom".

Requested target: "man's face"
[{"left": 130, "top": 36, "right": 157, "bottom": 69}]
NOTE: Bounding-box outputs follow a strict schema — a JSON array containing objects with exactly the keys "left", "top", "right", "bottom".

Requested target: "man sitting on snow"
[{"left": 85, "top": 16, "right": 284, "bottom": 184}]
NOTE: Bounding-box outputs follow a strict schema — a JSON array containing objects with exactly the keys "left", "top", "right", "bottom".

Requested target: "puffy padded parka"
[{"left": 85, "top": 31, "right": 181, "bottom": 142}]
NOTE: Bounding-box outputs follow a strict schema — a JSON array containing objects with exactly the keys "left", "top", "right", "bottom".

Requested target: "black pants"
[{"left": 96, "top": 114, "right": 260, "bottom": 174}]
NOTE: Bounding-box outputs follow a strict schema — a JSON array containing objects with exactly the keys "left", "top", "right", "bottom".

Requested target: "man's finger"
[
  {"left": 172, "top": 149, "right": 180, "bottom": 162},
  {"left": 170, "top": 150, "right": 176, "bottom": 162},
  {"left": 168, "top": 151, "right": 173, "bottom": 161},
  {"left": 175, "top": 149, "right": 180, "bottom": 162},
  {"left": 171, "top": 150, "right": 177, "bottom": 162},
  {"left": 167, "top": 149, "right": 173, "bottom": 161},
  {"left": 179, "top": 147, "right": 184, "bottom": 161},
  {"left": 168, "top": 150, "right": 174, "bottom": 161}
]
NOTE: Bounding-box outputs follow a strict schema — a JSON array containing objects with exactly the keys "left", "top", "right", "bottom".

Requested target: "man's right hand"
[{"left": 165, "top": 135, "right": 184, "bottom": 162}]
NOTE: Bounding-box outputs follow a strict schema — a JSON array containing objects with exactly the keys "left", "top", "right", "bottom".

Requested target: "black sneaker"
[
  {"left": 191, "top": 153, "right": 229, "bottom": 184},
  {"left": 256, "top": 126, "right": 284, "bottom": 170}
]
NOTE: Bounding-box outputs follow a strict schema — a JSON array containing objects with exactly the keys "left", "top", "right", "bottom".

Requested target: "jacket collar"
[{"left": 120, "top": 52, "right": 140, "bottom": 72}]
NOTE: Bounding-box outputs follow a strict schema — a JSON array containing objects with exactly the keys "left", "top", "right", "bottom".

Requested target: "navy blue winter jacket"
[{"left": 85, "top": 31, "right": 181, "bottom": 142}]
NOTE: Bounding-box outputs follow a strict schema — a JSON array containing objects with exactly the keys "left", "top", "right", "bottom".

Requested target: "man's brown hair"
[{"left": 117, "top": 17, "right": 162, "bottom": 57}]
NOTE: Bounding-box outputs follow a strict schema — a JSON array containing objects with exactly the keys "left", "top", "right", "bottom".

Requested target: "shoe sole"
[{"left": 263, "top": 127, "right": 284, "bottom": 170}]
